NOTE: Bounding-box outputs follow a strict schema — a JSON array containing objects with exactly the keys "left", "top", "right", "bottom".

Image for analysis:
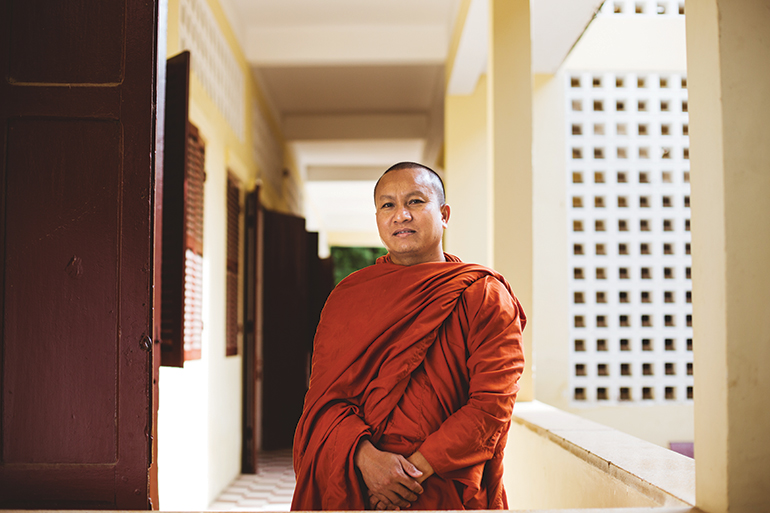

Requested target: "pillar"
[
  {"left": 444, "top": 74, "right": 492, "bottom": 267},
  {"left": 686, "top": 0, "right": 770, "bottom": 511},
  {"left": 488, "top": 0, "right": 533, "bottom": 400}
]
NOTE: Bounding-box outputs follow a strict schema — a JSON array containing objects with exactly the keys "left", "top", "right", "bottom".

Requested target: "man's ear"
[{"left": 441, "top": 204, "right": 451, "bottom": 228}]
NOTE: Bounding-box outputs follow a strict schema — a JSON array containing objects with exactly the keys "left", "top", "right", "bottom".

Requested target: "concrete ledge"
[{"left": 512, "top": 401, "right": 695, "bottom": 508}]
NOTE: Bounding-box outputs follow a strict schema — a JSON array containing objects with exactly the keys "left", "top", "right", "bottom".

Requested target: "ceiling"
[{"left": 218, "top": 0, "right": 603, "bottom": 249}]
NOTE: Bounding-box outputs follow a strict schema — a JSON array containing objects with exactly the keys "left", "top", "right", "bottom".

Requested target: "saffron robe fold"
[{"left": 291, "top": 254, "right": 526, "bottom": 510}]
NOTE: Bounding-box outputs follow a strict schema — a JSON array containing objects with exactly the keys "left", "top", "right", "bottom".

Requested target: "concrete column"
[
  {"left": 488, "top": 0, "right": 533, "bottom": 400},
  {"left": 444, "top": 75, "right": 492, "bottom": 267},
  {"left": 686, "top": 0, "right": 770, "bottom": 511}
]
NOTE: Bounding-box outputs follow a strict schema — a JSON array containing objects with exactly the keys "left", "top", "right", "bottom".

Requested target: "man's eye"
[
  {"left": 409, "top": 199, "right": 424, "bottom": 204},
  {"left": 381, "top": 202, "right": 393, "bottom": 209}
]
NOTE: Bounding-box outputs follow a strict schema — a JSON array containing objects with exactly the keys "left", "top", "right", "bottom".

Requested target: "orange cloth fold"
[{"left": 292, "top": 253, "right": 525, "bottom": 510}]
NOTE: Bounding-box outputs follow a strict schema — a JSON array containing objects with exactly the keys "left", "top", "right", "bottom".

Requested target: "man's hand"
[{"left": 354, "top": 439, "right": 423, "bottom": 510}]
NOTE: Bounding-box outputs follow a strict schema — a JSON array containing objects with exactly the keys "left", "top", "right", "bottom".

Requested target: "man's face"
[{"left": 374, "top": 167, "right": 450, "bottom": 266}]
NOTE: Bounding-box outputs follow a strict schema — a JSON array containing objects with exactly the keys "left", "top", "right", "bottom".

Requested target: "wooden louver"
[{"left": 226, "top": 173, "right": 241, "bottom": 356}]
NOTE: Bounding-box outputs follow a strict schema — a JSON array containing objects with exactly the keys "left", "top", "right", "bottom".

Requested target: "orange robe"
[{"left": 291, "top": 254, "right": 526, "bottom": 510}]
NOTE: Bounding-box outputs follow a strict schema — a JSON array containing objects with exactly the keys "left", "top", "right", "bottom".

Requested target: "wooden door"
[
  {"left": 0, "top": 0, "right": 160, "bottom": 508},
  {"left": 241, "top": 189, "right": 261, "bottom": 472},
  {"left": 261, "top": 210, "right": 312, "bottom": 450}
]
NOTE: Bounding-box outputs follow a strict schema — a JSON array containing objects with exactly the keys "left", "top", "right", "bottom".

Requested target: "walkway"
[{"left": 209, "top": 450, "right": 295, "bottom": 511}]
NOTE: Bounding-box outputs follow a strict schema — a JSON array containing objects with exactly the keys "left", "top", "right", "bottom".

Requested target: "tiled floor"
[{"left": 209, "top": 450, "right": 296, "bottom": 511}]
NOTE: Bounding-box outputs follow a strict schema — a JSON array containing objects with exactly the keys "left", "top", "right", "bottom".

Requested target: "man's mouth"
[{"left": 393, "top": 229, "right": 415, "bottom": 236}]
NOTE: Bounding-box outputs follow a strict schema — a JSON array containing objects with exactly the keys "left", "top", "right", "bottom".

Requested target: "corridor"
[{"left": 209, "top": 451, "right": 295, "bottom": 511}]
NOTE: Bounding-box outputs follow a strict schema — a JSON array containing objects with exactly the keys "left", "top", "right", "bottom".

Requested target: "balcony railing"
[{"left": 504, "top": 401, "right": 696, "bottom": 512}]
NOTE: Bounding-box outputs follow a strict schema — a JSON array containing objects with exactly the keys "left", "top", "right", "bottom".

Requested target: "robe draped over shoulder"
[{"left": 291, "top": 253, "right": 526, "bottom": 510}]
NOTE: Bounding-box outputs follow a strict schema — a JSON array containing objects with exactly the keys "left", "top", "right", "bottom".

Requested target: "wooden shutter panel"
[
  {"left": 226, "top": 174, "right": 241, "bottom": 356},
  {"left": 160, "top": 51, "right": 205, "bottom": 366}
]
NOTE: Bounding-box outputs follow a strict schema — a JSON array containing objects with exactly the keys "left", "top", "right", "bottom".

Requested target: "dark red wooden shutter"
[
  {"left": 160, "top": 51, "right": 204, "bottom": 366},
  {"left": 182, "top": 124, "right": 205, "bottom": 361},
  {"left": 226, "top": 173, "right": 241, "bottom": 356}
]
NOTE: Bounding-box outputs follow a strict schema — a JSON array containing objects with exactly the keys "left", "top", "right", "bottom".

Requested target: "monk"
[{"left": 292, "top": 162, "right": 526, "bottom": 511}]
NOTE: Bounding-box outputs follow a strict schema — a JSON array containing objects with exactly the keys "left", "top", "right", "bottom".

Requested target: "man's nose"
[{"left": 394, "top": 207, "right": 412, "bottom": 222}]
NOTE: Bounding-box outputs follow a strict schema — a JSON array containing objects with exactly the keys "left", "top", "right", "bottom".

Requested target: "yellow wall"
[
  {"left": 159, "top": 0, "right": 297, "bottom": 508},
  {"left": 444, "top": 74, "right": 492, "bottom": 266}
]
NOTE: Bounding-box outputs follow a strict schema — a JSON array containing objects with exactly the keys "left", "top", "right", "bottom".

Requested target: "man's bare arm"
[
  {"left": 406, "top": 451, "right": 434, "bottom": 484},
  {"left": 355, "top": 438, "right": 424, "bottom": 509}
]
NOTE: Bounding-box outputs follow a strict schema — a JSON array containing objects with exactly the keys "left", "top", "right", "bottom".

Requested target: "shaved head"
[{"left": 374, "top": 162, "right": 445, "bottom": 206}]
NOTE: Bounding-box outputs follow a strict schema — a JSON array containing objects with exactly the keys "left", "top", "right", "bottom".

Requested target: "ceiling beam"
[{"left": 284, "top": 113, "right": 428, "bottom": 141}]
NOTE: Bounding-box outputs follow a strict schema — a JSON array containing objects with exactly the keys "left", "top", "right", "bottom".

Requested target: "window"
[
  {"left": 594, "top": 123, "right": 605, "bottom": 135},
  {"left": 660, "top": 100, "right": 670, "bottom": 112},
  {"left": 664, "top": 243, "right": 674, "bottom": 255},
  {"left": 685, "top": 195, "right": 690, "bottom": 208},
  {"left": 617, "top": 124, "right": 628, "bottom": 135},
  {"left": 639, "top": 172, "right": 650, "bottom": 183},
  {"left": 618, "top": 196, "right": 628, "bottom": 207},
  {"left": 575, "top": 363, "right": 587, "bottom": 376},
  {"left": 574, "top": 291, "right": 585, "bottom": 303},
  {"left": 665, "top": 291, "right": 675, "bottom": 303},
  {"left": 593, "top": 100, "right": 604, "bottom": 111},
  {"left": 687, "top": 363, "right": 693, "bottom": 375},
  {"left": 572, "top": 196, "right": 583, "bottom": 208},
  {"left": 225, "top": 173, "right": 241, "bottom": 357},
  {"left": 574, "top": 268, "right": 585, "bottom": 279},
  {"left": 594, "top": 147, "right": 605, "bottom": 159},
  {"left": 641, "top": 291, "right": 651, "bottom": 303},
  {"left": 620, "top": 387, "right": 632, "bottom": 401},
  {"left": 663, "top": 219, "right": 673, "bottom": 231},
  {"left": 664, "top": 267, "right": 675, "bottom": 279},
  {"left": 617, "top": 171, "right": 628, "bottom": 183},
  {"left": 572, "top": 100, "right": 582, "bottom": 111},
  {"left": 593, "top": 76, "right": 602, "bottom": 88},
  {"left": 687, "top": 386, "right": 693, "bottom": 399},
  {"left": 574, "top": 316, "right": 585, "bottom": 328},
  {"left": 642, "top": 315, "right": 652, "bottom": 327},
  {"left": 662, "top": 171, "right": 672, "bottom": 183},
  {"left": 621, "top": 363, "right": 631, "bottom": 376},
  {"left": 596, "top": 291, "right": 607, "bottom": 303},
  {"left": 687, "top": 314, "right": 693, "bottom": 327},
  {"left": 687, "top": 338, "right": 693, "bottom": 351},
  {"left": 640, "top": 243, "right": 651, "bottom": 255},
  {"left": 572, "top": 124, "right": 583, "bottom": 135},
  {"left": 616, "top": 100, "right": 626, "bottom": 112},
  {"left": 575, "top": 339, "right": 586, "bottom": 351},
  {"left": 597, "top": 339, "right": 608, "bottom": 351},
  {"left": 661, "top": 124, "right": 671, "bottom": 135},
  {"left": 643, "top": 387, "right": 654, "bottom": 400},
  {"left": 619, "top": 315, "right": 630, "bottom": 327},
  {"left": 595, "top": 196, "right": 605, "bottom": 208},
  {"left": 595, "top": 244, "right": 606, "bottom": 255},
  {"left": 161, "top": 120, "right": 206, "bottom": 366},
  {"left": 571, "top": 77, "right": 581, "bottom": 88},
  {"left": 685, "top": 243, "right": 691, "bottom": 255},
  {"left": 573, "top": 220, "right": 584, "bottom": 232},
  {"left": 686, "top": 291, "right": 692, "bottom": 303},
  {"left": 640, "top": 196, "right": 650, "bottom": 207},
  {"left": 619, "top": 243, "right": 629, "bottom": 255},
  {"left": 596, "top": 268, "right": 607, "bottom": 279},
  {"left": 594, "top": 171, "right": 605, "bottom": 183},
  {"left": 574, "top": 243, "right": 584, "bottom": 255},
  {"left": 574, "top": 388, "right": 586, "bottom": 400},
  {"left": 596, "top": 315, "right": 607, "bottom": 328},
  {"left": 619, "top": 268, "right": 630, "bottom": 279},
  {"left": 642, "top": 339, "right": 653, "bottom": 351},
  {"left": 641, "top": 267, "right": 652, "bottom": 279},
  {"left": 638, "top": 100, "right": 647, "bottom": 112},
  {"left": 640, "top": 219, "right": 650, "bottom": 231},
  {"left": 597, "top": 364, "right": 609, "bottom": 376},
  {"left": 597, "top": 388, "right": 609, "bottom": 400},
  {"left": 665, "top": 314, "right": 675, "bottom": 326},
  {"left": 620, "top": 339, "right": 631, "bottom": 351},
  {"left": 665, "top": 338, "right": 676, "bottom": 351},
  {"left": 638, "top": 124, "right": 648, "bottom": 135},
  {"left": 665, "top": 387, "right": 676, "bottom": 400},
  {"left": 595, "top": 220, "right": 606, "bottom": 231},
  {"left": 643, "top": 363, "right": 654, "bottom": 375},
  {"left": 619, "top": 220, "right": 628, "bottom": 231},
  {"left": 619, "top": 291, "right": 629, "bottom": 303},
  {"left": 572, "top": 172, "right": 583, "bottom": 183}
]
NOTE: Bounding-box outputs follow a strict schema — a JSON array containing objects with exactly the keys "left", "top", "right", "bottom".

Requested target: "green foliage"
[{"left": 331, "top": 246, "right": 388, "bottom": 285}]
